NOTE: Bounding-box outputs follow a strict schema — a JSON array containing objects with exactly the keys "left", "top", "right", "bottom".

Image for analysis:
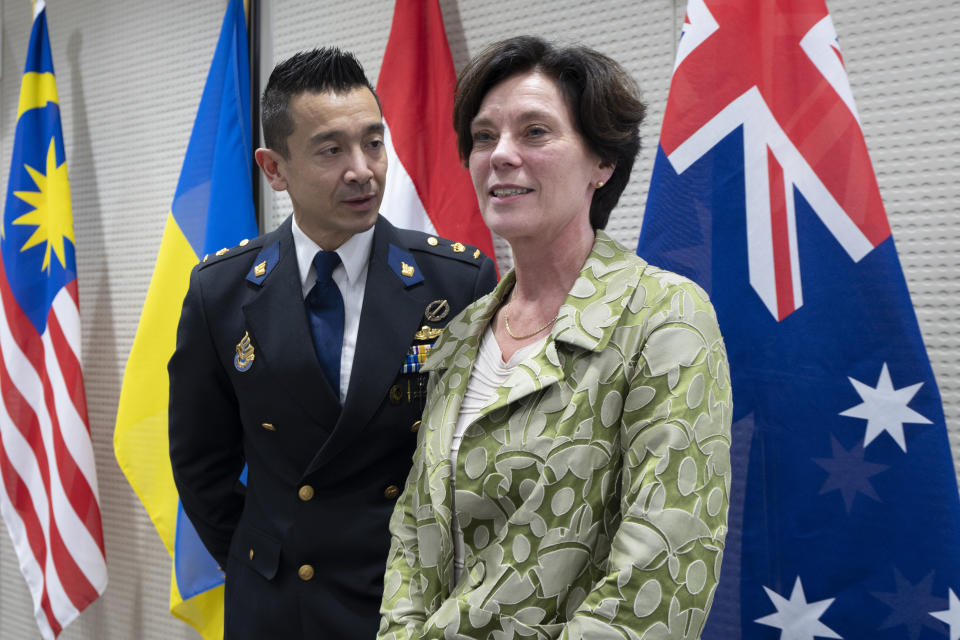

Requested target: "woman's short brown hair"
[{"left": 453, "top": 36, "right": 646, "bottom": 230}]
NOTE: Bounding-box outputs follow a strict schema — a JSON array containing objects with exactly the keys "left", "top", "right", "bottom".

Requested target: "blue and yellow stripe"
[{"left": 113, "top": 1, "right": 256, "bottom": 637}]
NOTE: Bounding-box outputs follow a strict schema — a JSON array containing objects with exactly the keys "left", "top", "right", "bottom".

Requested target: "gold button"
[
  {"left": 427, "top": 236, "right": 438, "bottom": 246},
  {"left": 216, "top": 247, "right": 229, "bottom": 256},
  {"left": 410, "top": 420, "right": 421, "bottom": 433},
  {"left": 239, "top": 238, "right": 249, "bottom": 246},
  {"left": 451, "top": 242, "right": 466, "bottom": 253},
  {"left": 298, "top": 564, "right": 315, "bottom": 581},
  {"left": 249, "top": 548, "right": 254, "bottom": 560},
  {"left": 384, "top": 485, "right": 400, "bottom": 500},
  {"left": 298, "top": 485, "right": 314, "bottom": 501},
  {"left": 261, "top": 422, "right": 276, "bottom": 431}
]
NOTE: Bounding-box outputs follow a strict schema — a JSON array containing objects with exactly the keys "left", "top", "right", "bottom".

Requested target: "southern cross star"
[
  {"left": 812, "top": 434, "right": 888, "bottom": 512},
  {"left": 872, "top": 570, "right": 946, "bottom": 639},
  {"left": 931, "top": 589, "right": 960, "bottom": 640},
  {"left": 839, "top": 362, "right": 931, "bottom": 452},
  {"left": 755, "top": 576, "right": 842, "bottom": 640}
]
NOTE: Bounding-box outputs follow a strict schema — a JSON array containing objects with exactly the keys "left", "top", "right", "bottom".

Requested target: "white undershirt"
[
  {"left": 291, "top": 215, "right": 374, "bottom": 401},
  {"left": 450, "top": 325, "right": 545, "bottom": 585}
]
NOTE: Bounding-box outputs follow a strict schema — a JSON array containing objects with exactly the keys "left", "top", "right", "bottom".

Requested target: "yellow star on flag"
[{"left": 12, "top": 136, "right": 75, "bottom": 271}]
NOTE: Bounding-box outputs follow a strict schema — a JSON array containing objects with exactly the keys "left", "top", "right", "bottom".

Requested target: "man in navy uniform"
[{"left": 168, "top": 48, "right": 496, "bottom": 639}]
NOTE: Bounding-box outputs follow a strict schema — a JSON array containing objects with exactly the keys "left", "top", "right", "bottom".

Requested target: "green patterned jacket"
[{"left": 379, "top": 232, "right": 732, "bottom": 640}]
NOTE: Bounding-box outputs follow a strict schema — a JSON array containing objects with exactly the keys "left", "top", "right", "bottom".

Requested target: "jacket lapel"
[
  {"left": 469, "top": 232, "right": 644, "bottom": 420},
  {"left": 415, "top": 288, "right": 496, "bottom": 592},
  {"left": 418, "top": 231, "right": 647, "bottom": 593},
  {"left": 418, "top": 281, "right": 502, "bottom": 471},
  {"left": 242, "top": 218, "right": 340, "bottom": 431},
  {"left": 304, "top": 217, "right": 431, "bottom": 474}
]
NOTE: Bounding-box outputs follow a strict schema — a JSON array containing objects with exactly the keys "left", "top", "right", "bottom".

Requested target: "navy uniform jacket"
[{"left": 169, "top": 215, "right": 497, "bottom": 639}]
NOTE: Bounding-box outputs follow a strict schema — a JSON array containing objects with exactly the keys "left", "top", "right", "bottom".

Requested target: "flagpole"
[{"left": 247, "top": 0, "right": 262, "bottom": 233}]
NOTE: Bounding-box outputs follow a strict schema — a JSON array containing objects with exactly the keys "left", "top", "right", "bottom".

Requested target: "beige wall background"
[{"left": 0, "top": 0, "right": 956, "bottom": 637}]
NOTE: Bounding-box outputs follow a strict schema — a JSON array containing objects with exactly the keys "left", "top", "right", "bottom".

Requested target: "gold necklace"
[{"left": 502, "top": 299, "right": 558, "bottom": 340}]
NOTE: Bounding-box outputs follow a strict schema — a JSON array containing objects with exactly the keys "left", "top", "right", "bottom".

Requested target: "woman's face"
[{"left": 468, "top": 71, "right": 611, "bottom": 244}]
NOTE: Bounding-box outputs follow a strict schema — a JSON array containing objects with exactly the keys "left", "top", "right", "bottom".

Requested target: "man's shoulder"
[
  {"left": 196, "top": 236, "right": 264, "bottom": 271},
  {"left": 387, "top": 225, "right": 492, "bottom": 270},
  {"left": 194, "top": 222, "right": 288, "bottom": 282}
]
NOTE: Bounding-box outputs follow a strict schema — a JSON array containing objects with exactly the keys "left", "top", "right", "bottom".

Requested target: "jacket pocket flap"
[{"left": 230, "top": 524, "right": 281, "bottom": 580}]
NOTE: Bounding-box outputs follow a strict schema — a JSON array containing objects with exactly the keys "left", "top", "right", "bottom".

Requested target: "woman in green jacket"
[{"left": 379, "top": 36, "right": 732, "bottom": 640}]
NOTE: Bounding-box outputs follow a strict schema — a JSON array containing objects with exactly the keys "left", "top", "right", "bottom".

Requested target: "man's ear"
[{"left": 255, "top": 148, "right": 287, "bottom": 192}]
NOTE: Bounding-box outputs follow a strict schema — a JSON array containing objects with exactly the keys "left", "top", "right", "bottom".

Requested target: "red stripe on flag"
[
  {"left": 47, "top": 513, "right": 99, "bottom": 611},
  {"left": 0, "top": 422, "right": 60, "bottom": 636},
  {"left": 0, "top": 261, "right": 104, "bottom": 554},
  {"left": 46, "top": 309, "right": 104, "bottom": 549},
  {"left": 0, "top": 260, "right": 48, "bottom": 374},
  {"left": 64, "top": 280, "right": 79, "bottom": 307},
  {"left": 42, "top": 332, "right": 106, "bottom": 561},
  {"left": 0, "top": 248, "right": 104, "bottom": 620},
  {"left": 47, "top": 310, "right": 92, "bottom": 437},
  {"left": 0, "top": 309, "right": 100, "bottom": 616},
  {"left": 768, "top": 148, "right": 795, "bottom": 321},
  {"left": 660, "top": 2, "right": 890, "bottom": 247},
  {"left": 0, "top": 321, "right": 56, "bottom": 512},
  {"left": 378, "top": 0, "right": 496, "bottom": 263}
]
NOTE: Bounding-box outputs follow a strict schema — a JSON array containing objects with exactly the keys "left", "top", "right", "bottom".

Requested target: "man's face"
[{"left": 266, "top": 87, "right": 387, "bottom": 250}]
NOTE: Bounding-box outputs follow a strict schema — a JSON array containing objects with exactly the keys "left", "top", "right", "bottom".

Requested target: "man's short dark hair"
[
  {"left": 453, "top": 36, "right": 646, "bottom": 230},
  {"left": 261, "top": 48, "right": 380, "bottom": 158}
]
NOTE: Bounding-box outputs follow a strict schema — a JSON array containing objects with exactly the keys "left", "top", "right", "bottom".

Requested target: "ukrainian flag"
[{"left": 113, "top": 0, "right": 257, "bottom": 637}]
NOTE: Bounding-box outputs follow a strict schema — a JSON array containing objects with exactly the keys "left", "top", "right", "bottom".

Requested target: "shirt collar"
[{"left": 291, "top": 215, "right": 375, "bottom": 290}]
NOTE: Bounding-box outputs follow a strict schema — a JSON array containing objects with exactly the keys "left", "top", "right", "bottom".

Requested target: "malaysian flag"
[
  {"left": 0, "top": 1, "right": 107, "bottom": 638},
  {"left": 638, "top": 0, "right": 960, "bottom": 638},
  {"left": 378, "top": 0, "right": 497, "bottom": 266}
]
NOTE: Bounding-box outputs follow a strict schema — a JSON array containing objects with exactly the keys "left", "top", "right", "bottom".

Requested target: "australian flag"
[{"left": 637, "top": 1, "right": 960, "bottom": 638}]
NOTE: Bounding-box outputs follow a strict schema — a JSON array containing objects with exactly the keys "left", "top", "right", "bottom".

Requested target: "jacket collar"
[
  {"left": 290, "top": 214, "right": 375, "bottom": 294},
  {"left": 415, "top": 231, "right": 649, "bottom": 584},
  {"left": 421, "top": 231, "right": 648, "bottom": 462},
  {"left": 242, "top": 217, "right": 341, "bottom": 428},
  {"left": 426, "top": 231, "right": 648, "bottom": 376}
]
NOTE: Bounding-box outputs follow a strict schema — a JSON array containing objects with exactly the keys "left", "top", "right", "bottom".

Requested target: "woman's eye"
[
  {"left": 472, "top": 131, "right": 493, "bottom": 144},
  {"left": 527, "top": 126, "right": 547, "bottom": 137}
]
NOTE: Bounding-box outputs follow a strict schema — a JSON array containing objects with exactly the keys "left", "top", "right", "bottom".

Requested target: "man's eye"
[
  {"left": 321, "top": 146, "right": 341, "bottom": 156},
  {"left": 368, "top": 139, "right": 384, "bottom": 150}
]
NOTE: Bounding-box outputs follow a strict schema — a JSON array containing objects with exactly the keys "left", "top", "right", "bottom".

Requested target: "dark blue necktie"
[{"left": 305, "top": 251, "right": 344, "bottom": 399}]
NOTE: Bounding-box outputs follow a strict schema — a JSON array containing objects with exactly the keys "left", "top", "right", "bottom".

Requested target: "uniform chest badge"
[
  {"left": 424, "top": 299, "right": 450, "bottom": 322},
  {"left": 414, "top": 325, "right": 443, "bottom": 341},
  {"left": 234, "top": 331, "right": 255, "bottom": 372}
]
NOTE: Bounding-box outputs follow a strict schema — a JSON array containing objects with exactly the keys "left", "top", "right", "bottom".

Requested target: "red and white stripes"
[
  {"left": 377, "top": 0, "right": 496, "bottom": 265},
  {"left": 0, "top": 259, "right": 106, "bottom": 639}
]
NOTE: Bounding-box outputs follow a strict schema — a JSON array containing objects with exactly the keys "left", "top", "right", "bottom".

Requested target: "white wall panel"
[
  {"left": 0, "top": 0, "right": 956, "bottom": 637},
  {"left": 830, "top": 0, "right": 960, "bottom": 471}
]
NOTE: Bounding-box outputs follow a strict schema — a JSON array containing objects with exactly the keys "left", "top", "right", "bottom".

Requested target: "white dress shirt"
[{"left": 291, "top": 215, "right": 374, "bottom": 402}]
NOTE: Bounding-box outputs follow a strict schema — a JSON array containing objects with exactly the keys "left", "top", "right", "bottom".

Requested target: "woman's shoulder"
[{"left": 593, "top": 230, "right": 713, "bottom": 304}]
